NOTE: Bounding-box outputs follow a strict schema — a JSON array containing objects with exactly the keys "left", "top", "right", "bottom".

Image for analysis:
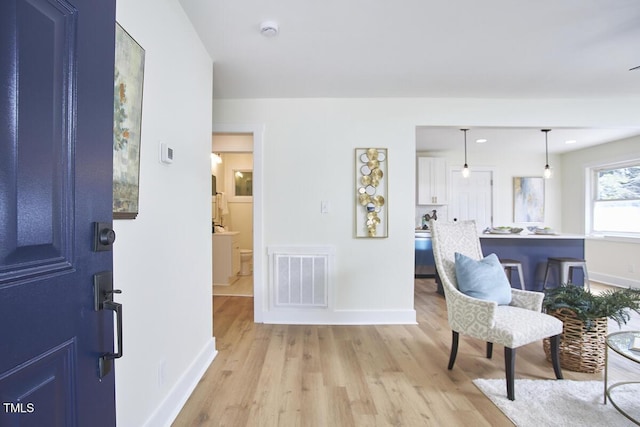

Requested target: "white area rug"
[{"left": 473, "top": 379, "right": 638, "bottom": 426}]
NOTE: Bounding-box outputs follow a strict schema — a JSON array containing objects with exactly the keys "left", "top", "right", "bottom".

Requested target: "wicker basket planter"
[{"left": 543, "top": 308, "right": 608, "bottom": 374}]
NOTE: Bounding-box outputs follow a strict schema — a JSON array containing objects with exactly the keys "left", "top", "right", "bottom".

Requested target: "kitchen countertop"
[
  {"left": 415, "top": 229, "right": 584, "bottom": 239},
  {"left": 479, "top": 232, "right": 585, "bottom": 239}
]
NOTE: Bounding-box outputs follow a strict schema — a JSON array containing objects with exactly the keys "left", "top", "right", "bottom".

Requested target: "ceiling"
[
  {"left": 179, "top": 0, "right": 640, "bottom": 152},
  {"left": 415, "top": 126, "right": 640, "bottom": 153}
]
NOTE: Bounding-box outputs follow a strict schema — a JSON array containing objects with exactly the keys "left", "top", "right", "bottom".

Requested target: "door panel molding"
[
  {"left": 0, "top": 0, "right": 78, "bottom": 284},
  {"left": 0, "top": 339, "right": 77, "bottom": 425}
]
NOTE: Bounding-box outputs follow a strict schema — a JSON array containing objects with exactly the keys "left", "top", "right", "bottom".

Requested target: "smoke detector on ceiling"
[{"left": 260, "top": 21, "right": 279, "bottom": 37}]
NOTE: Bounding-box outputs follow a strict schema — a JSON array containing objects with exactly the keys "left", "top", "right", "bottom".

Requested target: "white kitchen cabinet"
[
  {"left": 212, "top": 232, "right": 240, "bottom": 286},
  {"left": 417, "top": 157, "right": 448, "bottom": 205}
]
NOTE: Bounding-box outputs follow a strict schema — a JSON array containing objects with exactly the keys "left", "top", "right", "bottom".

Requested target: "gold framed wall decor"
[{"left": 355, "top": 148, "right": 388, "bottom": 238}]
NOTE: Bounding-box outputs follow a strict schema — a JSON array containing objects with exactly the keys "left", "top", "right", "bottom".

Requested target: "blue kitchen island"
[
  {"left": 415, "top": 230, "right": 435, "bottom": 278},
  {"left": 479, "top": 233, "right": 586, "bottom": 291},
  {"left": 433, "top": 232, "right": 587, "bottom": 294}
]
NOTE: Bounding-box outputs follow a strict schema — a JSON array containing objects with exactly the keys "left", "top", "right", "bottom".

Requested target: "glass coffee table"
[{"left": 605, "top": 330, "right": 640, "bottom": 425}]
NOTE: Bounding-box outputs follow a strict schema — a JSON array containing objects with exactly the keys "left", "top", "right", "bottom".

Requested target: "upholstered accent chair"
[{"left": 430, "top": 220, "right": 563, "bottom": 400}]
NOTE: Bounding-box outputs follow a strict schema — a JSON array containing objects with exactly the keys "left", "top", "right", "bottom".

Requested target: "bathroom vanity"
[{"left": 212, "top": 231, "right": 240, "bottom": 286}]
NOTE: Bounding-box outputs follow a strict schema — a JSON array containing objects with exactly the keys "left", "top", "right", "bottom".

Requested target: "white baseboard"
[
  {"left": 143, "top": 337, "right": 217, "bottom": 427},
  {"left": 262, "top": 309, "right": 417, "bottom": 325},
  {"left": 590, "top": 272, "right": 640, "bottom": 289}
]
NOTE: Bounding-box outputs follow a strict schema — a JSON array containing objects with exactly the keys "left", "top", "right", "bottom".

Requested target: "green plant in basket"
[{"left": 543, "top": 283, "right": 640, "bottom": 330}]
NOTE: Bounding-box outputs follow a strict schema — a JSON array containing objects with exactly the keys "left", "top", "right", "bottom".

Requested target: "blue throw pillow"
[{"left": 454, "top": 252, "right": 512, "bottom": 305}]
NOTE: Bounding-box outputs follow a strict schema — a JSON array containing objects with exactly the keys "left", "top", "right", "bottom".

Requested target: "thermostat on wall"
[{"left": 160, "top": 142, "right": 174, "bottom": 164}]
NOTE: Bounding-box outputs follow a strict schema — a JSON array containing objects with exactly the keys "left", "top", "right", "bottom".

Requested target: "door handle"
[
  {"left": 99, "top": 299, "right": 123, "bottom": 378},
  {"left": 104, "top": 298, "right": 123, "bottom": 361},
  {"left": 94, "top": 272, "right": 123, "bottom": 378}
]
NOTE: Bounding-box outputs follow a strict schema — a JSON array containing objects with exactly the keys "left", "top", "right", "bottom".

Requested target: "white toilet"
[{"left": 239, "top": 249, "right": 253, "bottom": 276}]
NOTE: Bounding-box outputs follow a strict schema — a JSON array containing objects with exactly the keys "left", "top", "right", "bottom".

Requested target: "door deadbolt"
[
  {"left": 100, "top": 229, "right": 116, "bottom": 245},
  {"left": 93, "top": 222, "right": 116, "bottom": 251}
]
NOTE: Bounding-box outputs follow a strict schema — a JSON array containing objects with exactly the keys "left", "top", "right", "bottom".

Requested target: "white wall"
[
  {"left": 114, "top": 1, "right": 214, "bottom": 426},
  {"left": 561, "top": 135, "right": 640, "bottom": 288},
  {"left": 213, "top": 97, "right": 640, "bottom": 321}
]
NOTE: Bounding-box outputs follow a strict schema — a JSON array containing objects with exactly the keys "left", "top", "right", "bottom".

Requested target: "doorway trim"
[{"left": 212, "top": 123, "right": 265, "bottom": 323}]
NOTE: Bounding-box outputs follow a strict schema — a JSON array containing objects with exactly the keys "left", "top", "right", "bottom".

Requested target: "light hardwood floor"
[{"left": 173, "top": 279, "right": 640, "bottom": 426}]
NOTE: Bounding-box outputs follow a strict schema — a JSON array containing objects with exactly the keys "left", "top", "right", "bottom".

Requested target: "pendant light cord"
[
  {"left": 464, "top": 130, "right": 468, "bottom": 164},
  {"left": 542, "top": 129, "right": 552, "bottom": 179},
  {"left": 544, "top": 129, "right": 549, "bottom": 166},
  {"left": 461, "top": 128, "right": 469, "bottom": 165},
  {"left": 542, "top": 129, "right": 550, "bottom": 166},
  {"left": 460, "top": 128, "right": 470, "bottom": 177}
]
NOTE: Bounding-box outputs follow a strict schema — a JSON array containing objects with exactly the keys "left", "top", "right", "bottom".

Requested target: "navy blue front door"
[{"left": 0, "top": 0, "right": 117, "bottom": 426}]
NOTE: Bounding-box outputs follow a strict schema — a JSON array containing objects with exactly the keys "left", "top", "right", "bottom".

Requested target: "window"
[
  {"left": 234, "top": 170, "right": 253, "bottom": 197},
  {"left": 590, "top": 162, "right": 640, "bottom": 236}
]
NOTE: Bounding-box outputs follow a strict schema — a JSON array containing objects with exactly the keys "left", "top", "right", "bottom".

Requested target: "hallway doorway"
[
  {"left": 211, "top": 149, "right": 254, "bottom": 298},
  {"left": 211, "top": 124, "right": 264, "bottom": 322}
]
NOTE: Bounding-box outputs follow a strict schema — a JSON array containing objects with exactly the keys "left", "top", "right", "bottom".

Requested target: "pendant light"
[
  {"left": 461, "top": 128, "right": 470, "bottom": 178},
  {"left": 541, "top": 129, "right": 552, "bottom": 179}
]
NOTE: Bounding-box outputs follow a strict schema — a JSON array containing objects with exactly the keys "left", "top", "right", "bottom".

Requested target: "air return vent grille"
[{"left": 267, "top": 246, "right": 334, "bottom": 309}]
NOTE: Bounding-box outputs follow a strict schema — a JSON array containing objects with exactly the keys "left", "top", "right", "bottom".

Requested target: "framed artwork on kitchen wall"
[
  {"left": 355, "top": 148, "right": 387, "bottom": 238},
  {"left": 513, "top": 176, "right": 544, "bottom": 222},
  {"left": 113, "top": 23, "right": 145, "bottom": 219}
]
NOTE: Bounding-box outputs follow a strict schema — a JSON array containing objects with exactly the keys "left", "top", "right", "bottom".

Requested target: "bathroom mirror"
[{"left": 234, "top": 170, "right": 253, "bottom": 196}]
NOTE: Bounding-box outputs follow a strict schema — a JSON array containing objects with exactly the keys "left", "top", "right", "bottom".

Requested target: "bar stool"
[
  {"left": 543, "top": 257, "right": 590, "bottom": 291},
  {"left": 500, "top": 259, "right": 525, "bottom": 290}
]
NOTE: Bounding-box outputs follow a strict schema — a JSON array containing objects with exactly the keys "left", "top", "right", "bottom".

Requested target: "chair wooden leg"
[
  {"left": 486, "top": 342, "right": 493, "bottom": 359},
  {"left": 550, "top": 334, "right": 563, "bottom": 379},
  {"left": 448, "top": 331, "right": 459, "bottom": 370},
  {"left": 505, "top": 347, "right": 516, "bottom": 401}
]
